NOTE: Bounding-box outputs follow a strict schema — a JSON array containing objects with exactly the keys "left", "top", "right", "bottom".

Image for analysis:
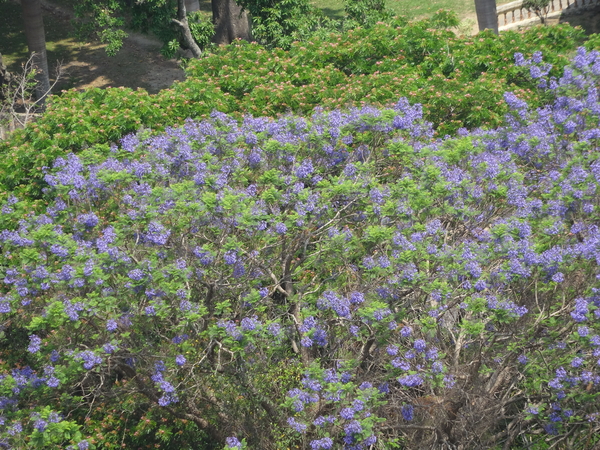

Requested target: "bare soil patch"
[
  {"left": 53, "top": 32, "right": 186, "bottom": 94},
  {"left": 3, "top": 0, "right": 185, "bottom": 94}
]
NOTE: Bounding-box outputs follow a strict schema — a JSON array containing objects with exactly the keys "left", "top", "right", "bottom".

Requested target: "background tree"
[
  {"left": 212, "top": 0, "right": 252, "bottom": 45},
  {"left": 172, "top": 0, "right": 204, "bottom": 57},
  {"left": 523, "top": 0, "right": 551, "bottom": 24},
  {"left": 20, "top": 0, "right": 50, "bottom": 102},
  {"left": 474, "top": 0, "right": 498, "bottom": 33},
  {"left": 344, "top": 0, "right": 392, "bottom": 27},
  {"left": 234, "top": 0, "right": 327, "bottom": 48},
  {"left": 72, "top": 0, "right": 251, "bottom": 54},
  {"left": 74, "top": 0, "right": 327, "bottom": 54}
]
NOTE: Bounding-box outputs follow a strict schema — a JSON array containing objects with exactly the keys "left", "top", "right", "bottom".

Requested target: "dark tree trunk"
[
  {"left": 0, "top": 53, "right": 12, "bottom": 102},
  {"left": 474, "top": 0, "right": 498, "bottom": 34},
  {"left": 21, "top": 0, "right": 50, "bottom": 103},
  {"left": 212, "top": 0, "right": 251, "bottom": 45}
]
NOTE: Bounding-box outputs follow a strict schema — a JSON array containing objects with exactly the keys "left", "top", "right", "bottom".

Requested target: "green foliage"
[
  {"left": 187, "top": 10, "right": 215, "bottom": 50},
  {"left": 71, "top": 0, "right": 213, "bottom": 58},
  {"left": 181, "top": 21, "right": 583, "bottom": 129},
  {"left": 428, "top": 9, "right": 460, "bottom": 28},
  {"left": 78, "top": 399, "right": 211, "bottom": 449},
  {"left": 343, "top": 0, "right": 393, "bottom": 28},
  {"left": 0, "top": 20, "right": 592, "bottom": 206},
  {"left": 238, "top": 0, "right": 331, "bottom": 49},
  {"left": 72, "top": 0, "right": 129, "bottom": 56},
  {"left": 130, "top": 0, "right": 214, "bottom": 57},
  {"left": 523, "top": 0, "right": 551, "bottom": 17},
  {"left": 71, "top": 0, "right": 331, "bottom": 54}
]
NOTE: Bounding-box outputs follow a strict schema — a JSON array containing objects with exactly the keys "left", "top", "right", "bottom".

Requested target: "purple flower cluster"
[
  {"left": 77, "top": 212, "right": 99, "bottom": 229},
  {"left": 218, "top": 320, "right": 243, "bottom": 341},
  {"left": 240, "top": 315, "right": 262, "bottom": 331},
  {"left": 397, "top": 374, "right": 423, "bottom": 387},
  {"left": 77, "top": 351, "right": 102, "bottom": 370},
  {"left": 401, "top": 404, "right": 414, "bottom": 421},
  {"left": 27, "top": 335, "right": 41, "bottom": 354},
  {"left": 225, "top": 437, "right": 243, "bottom": 449},
  {"left": 316, "top": 290, "right": 351, "bottom": 318},
  {"left": 310, "top": 437, "right": 333, "bottom": 449}
]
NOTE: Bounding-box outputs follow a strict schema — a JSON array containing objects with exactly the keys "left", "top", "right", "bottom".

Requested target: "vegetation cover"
[
  {"left": 2, "top": 14, "right": 600, "bottom": 450},
  {"left": 0, "top": 16, "right": 591, "bottom": 201}
]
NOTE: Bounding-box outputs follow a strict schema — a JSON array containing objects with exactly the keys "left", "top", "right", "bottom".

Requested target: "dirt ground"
[
  {"left": 36, "top": 0, "right": 186, "bottom": 94},
  {"left": 51, "top": 33, "right": 186, "bottom": 94}
]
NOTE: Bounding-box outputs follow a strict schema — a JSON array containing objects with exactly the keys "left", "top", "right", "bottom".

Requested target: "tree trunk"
[
  {"left": 172, "top": 0, "right": 203, "bottom": 57},
  {"left": 212, "top": 0, "right": 251, "bottom": 45},
  {"left": 0, "top": 53, "right": 12, "bottom": 102},
  {"left": 474, "top": 0, "right": 498, "bottom": 34},
  {"left": 21, "top": 0, "right": 50, "bottom": 103}
]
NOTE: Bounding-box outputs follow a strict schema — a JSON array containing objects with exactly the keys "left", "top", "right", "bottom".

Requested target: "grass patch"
[
  {"left": 314, "top": 0, "right": 515, "bottom": 20},
  {"left": 314, "top": 0, "right": 478, "bottom": 20}
]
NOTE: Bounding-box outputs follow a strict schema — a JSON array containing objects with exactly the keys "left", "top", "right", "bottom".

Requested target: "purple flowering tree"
[{"left": 0, "top": 48, "right": 599, "bottom": 449}]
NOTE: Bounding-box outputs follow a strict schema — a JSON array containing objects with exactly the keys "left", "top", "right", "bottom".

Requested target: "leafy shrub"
[
  {"left": 236, "top": 0, "right": 331, "bottom": 50},
  {"left": 0, "top": 19, "right": 592, "bottom": 204},
  {"left": 188, "top": 10, "right": 215, "bottom": 51},
  {"left": 1, "top": 48, "right": 600, "bottom": 449},
  {"left": 165, "top": 21, "right": 586, "bottom": 133},
  {"left": 343, "top": 0, "right": 393, "bottom": 28}
]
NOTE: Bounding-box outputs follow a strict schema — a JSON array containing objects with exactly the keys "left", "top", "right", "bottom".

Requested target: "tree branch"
[{"left": 172, "top": 0, "right": 202, "bottom": 58}]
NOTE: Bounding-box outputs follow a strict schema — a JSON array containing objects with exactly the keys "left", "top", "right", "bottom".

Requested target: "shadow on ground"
[
  {"left": 50, "top": 33, "right": 185, "bottom": 94},
  {"left": 1, "top": 0, "right": 185, "bottom": 95}
]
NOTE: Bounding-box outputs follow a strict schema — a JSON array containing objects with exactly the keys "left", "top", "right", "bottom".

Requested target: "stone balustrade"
[{"left": 497, "top": 0, "right": 600, "bottom": 30}]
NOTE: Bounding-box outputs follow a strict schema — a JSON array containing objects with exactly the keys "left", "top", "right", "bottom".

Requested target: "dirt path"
[
  {"left": 53, "top": 33, "right": 186, "bottom": 94},
  {"left": 36, "top": 0, "right": 185, "bottom": 94}
]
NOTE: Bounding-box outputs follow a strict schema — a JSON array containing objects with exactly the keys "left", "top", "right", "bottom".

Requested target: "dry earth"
[
  {"left": 37, "top": 0, "right": 185, "bottom": 94},
  {"left": 52, "top": 33, "right": 186, "bottom": 94}
]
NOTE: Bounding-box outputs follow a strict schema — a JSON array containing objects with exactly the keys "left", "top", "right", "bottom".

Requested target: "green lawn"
[{"left": 314, "top": 0, "right": 479, "bottom": 20}]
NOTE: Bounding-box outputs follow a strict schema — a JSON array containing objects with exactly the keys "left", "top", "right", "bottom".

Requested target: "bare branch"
[{"left": 1, "top": 52, "right": 62, "bottom": 138}]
